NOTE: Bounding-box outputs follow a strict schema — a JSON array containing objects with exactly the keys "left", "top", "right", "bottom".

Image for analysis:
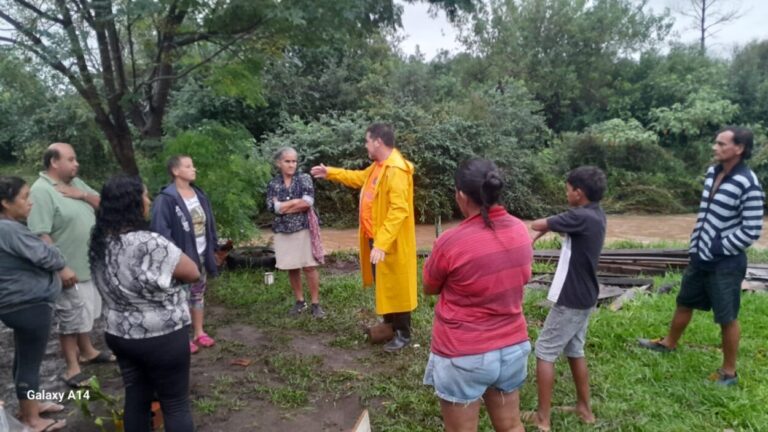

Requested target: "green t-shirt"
[{"left": 27, "top": 172, "right": 98, "bottom": 281}]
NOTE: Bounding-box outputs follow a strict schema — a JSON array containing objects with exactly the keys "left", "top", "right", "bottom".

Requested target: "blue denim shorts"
[{"left": 423, "top": 341, "right": 531, "bottom": 404}]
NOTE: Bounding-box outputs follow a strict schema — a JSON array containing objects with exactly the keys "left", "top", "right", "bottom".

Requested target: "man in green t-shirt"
[{"left": 27, "top": 143, "right": 113, "bottom": 388}]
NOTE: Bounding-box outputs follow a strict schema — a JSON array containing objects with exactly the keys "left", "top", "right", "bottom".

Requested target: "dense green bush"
[
  {"left": 557, "top": 118, "right": 700, "bottom": 213},
  {"left": 261, "top": 85, "right": 555, "bottom": 224},
  {"left": 8, "top": 95, "right": 118, "bottom": 182},
  {"left": 746, "top": 125, "right": 768, "bottom": 192}
]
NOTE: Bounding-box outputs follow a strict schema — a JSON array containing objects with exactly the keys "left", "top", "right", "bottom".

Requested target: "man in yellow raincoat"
[{"left": 311, "top": 123, "right": 417, "bottom": 352}]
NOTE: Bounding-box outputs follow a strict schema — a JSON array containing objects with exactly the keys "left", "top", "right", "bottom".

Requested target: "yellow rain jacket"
[{"left": 326, "top": 149, "right": 418, "bottom": 315}]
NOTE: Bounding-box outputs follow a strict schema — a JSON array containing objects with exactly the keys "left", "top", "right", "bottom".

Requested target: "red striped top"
[{"left": 423, "top": 205, "right": 532, "bottom": 357}]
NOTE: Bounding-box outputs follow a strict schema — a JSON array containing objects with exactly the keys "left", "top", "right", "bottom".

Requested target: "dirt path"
[
  {"left": 1, "top": 306, "right": 372, "bottom": 432},
  {"left": 320, "top": 214, "right": 768, "bottom": 251}
]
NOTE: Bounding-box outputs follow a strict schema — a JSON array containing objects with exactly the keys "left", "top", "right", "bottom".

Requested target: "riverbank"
[{"left": 318, "top": 214, "right": 768, "bottom": 252}]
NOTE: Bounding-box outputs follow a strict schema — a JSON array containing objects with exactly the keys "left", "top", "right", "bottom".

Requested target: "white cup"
[{"left": 264, "top": 272, "right": 274, "bottom": 285}]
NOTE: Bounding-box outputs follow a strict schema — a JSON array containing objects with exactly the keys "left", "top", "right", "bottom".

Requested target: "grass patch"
[
  {"left": 208, "top": 252, "right": 768, "bottom": 430},
  {"left": 194, "top": 375, "right": 239, "bottom": 415},
  {"left": 255, "top": 386, "right": 308, "bottom": 408}
]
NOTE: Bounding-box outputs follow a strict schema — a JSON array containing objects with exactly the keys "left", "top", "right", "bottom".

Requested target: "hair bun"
[{"left": 484, "top": 171, "right": 503, "bottom": 189}]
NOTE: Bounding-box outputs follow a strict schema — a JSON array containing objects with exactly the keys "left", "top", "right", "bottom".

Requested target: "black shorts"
[{"left": 677, "top": 254, "right": 746, "bottom": 324}]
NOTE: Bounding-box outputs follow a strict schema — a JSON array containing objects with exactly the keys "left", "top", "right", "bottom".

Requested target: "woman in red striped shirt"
[{"left": 423, "top": 159, "right": 533, "bottom": 432}]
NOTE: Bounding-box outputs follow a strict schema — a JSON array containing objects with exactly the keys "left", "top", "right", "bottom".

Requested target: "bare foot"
[
  {"left": 25, "top": 418, "right": 67, "bottom": 432},
  {"left": 39, "top": 402, "right": 65, "bottom": 414},
  {"left": 556, "top": 405, "right": 596, "bottom": 424},
  {"left": 521, "top": 410, "right": 551, "bottom": 432},
  {"left": 15, "top": 401, "right": 65, "bottom": 419}
]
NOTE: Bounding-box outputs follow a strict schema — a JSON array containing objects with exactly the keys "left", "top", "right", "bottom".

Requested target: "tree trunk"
[
  {"left": 111, "top": 134, "right": 139, "bottom": 176},
  {"left": 94, "top": 117, "right": 139, "bottom": 175},
  {"left": 700, "top": 7, "right": 706, "bottom": 53}
]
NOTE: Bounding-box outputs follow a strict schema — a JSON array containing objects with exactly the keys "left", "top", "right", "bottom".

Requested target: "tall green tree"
[
  {"left": 606, "top": 45, "right": 728, "bottom": 124},
  {"left": 0, "top": 52, "right": 49, "bottom": 160},
  {"left": 729, "top": 41, "right": 768, "bottom": 126},
  {"left": 0, "top": 0, "right": 404, "bottom": 174},
  {"left": 460, "top": 0, "right": 672, "bottom": 131}
]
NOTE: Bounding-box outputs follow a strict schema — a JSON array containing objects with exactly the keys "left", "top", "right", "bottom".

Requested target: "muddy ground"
[{"left": 1, "top": 303, "right": 379, "bottom": 432}]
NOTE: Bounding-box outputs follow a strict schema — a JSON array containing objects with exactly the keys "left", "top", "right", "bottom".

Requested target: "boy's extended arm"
[{"left": 530, "top": 218, "right": 549, "bottom": 243}]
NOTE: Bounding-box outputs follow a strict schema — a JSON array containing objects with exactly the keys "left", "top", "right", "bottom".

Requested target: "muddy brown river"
[{"left": 320, "top": 214, "right": 768, "bottom": 251}]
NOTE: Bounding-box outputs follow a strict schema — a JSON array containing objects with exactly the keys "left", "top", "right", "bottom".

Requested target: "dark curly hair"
[{"left": 89, "top": 175, "right": 148, "bottom": 271}]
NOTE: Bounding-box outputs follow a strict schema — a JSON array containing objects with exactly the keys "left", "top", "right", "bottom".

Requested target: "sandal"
[
  {"left": 637, "top": 338, "right": 675, "bottom": 353},
  {"left": 189, "top": 341, "right": 199, "bottom": 354},
  {"left": 80, "top": 350, "right": 116, "bottom": 364},
  {"left": 709, "top": 369, "right": 738, "bottom": 386},
  {"left": 194, "top": 333, "right": 215, "bottom": 348},
  {"left": 521, "top": 411, "right": 550, "bottom": 432},
  {"left": 59, "top": 372, "right": 93, "bottom": 389}
]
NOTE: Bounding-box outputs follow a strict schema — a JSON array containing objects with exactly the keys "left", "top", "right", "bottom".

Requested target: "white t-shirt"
[{"left": 183, "top": 195, "right": 207, "bottom": 257}]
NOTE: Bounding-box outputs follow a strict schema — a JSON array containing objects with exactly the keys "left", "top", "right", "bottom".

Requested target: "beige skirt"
[{"left": 274, "top": 229, "right": 319, "bottom": 270}]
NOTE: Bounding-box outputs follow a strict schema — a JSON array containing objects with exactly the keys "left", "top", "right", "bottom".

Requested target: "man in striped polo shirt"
[{"left": 639, "top": 126, "right": 764, "bottom": 386}]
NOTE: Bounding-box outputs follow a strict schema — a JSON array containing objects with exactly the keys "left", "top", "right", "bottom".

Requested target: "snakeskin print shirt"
[{"left": 92, "top": 231, "right": 189, "bottom": 339}]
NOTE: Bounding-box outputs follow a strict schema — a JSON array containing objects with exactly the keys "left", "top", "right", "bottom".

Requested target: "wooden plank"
[
  {"left": 534, "top": 249, "right": 689, "bottom": 258},
  {"left": 608, "top": 285, "right": 652, "bottom": 311},
  {"left": 533, "top": 274, "right": 654, "bottom": 287}
]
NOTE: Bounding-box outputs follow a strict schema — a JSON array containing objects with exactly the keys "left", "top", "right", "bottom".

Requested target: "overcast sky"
[{"left": 397, "top": 0, "right": 768, "bottom": 59}]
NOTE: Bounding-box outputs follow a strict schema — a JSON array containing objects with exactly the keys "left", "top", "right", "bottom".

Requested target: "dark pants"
[
  {"left": 0, "top": 303, "right": 52, "bottom": 400},
  {"left": 369, "top": 239, "right": 412, "bottom": 338},
  {"left": 383, "top": 312, "right": 411, "bottom": 338},
  {"left": 106, "top": 326, "right": 194, "bottom": 432}
]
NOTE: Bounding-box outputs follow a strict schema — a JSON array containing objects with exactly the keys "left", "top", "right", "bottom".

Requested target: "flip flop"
[
  {"left": 637, "top": 338, "right": 675, "bottom": 353},
  {"left": 80, "top": 350, "right": 116, "bottom": 364},
  {"left": 59, "top": 372, "right": 93, "bottom": 389},
  {"left": 194, "top": 333, "right": 215, "bottom": 348},
  {"left": 521, "top": 411, "right": 551, "bottom": 432}
]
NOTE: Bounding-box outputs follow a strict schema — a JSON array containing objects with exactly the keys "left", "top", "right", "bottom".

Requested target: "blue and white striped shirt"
[{"left": 689, "top": 162, "right": 765, "bottom": 261}]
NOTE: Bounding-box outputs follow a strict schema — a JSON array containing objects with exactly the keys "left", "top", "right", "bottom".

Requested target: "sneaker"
[
  {"left": 289, "top": 300, "right": 308, "bottom": 316},
  {"left": 637, "top": 338, "right": 675, "bottom": 353},
  {"left": 311, "top": 303, "right": 326, "bottom": 319},
  {"left": 383, "top": 330, "right": 411, "bottom": 353},
  {"left": 709, "top": 369, "right": 738, "bottom": 386}
]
